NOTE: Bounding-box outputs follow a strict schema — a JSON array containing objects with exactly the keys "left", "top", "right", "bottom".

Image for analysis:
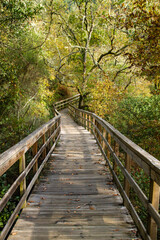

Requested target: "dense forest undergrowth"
[{"left": 0, "top": 0, "right": 159, "bottom": 236}]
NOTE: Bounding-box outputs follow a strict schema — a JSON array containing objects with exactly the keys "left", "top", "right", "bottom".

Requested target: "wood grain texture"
[{"left": 8, "top": 109, "right": 140, "bottom": 240}]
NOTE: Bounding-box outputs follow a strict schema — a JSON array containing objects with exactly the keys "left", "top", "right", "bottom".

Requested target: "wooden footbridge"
[{"left": 0, "top": 95, "right": 160, "bottom": 240}]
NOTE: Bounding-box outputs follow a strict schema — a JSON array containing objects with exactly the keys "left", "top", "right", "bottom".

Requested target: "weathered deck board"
[{"left": 8, "top": 109, "right": 141, "bottom": 240}]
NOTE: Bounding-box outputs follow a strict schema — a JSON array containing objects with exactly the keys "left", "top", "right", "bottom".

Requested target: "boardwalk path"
[{"left": 9, "top": 109, "right": 140, "bottom": 240}]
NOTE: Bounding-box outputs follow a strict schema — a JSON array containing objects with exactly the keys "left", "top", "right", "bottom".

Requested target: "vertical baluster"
[
  {"left": 59, "top": 117, "right": 61, "bottom": 135},
  {"left": 42, "top": 134, "right": 46, "bottom": 159},
  {"left": 86, "top": 113, "right": 88, "bottom": 130},
  {"left": 124, "top": 153, "right": 131, "bottom": 197},
  {"left": 33, "top": 142, "right": 38, "bottom": 178},
  {"left": 80, "top": 112, "right": 82, "bottom": 126},
  {"left": 86, "top": 114, "right": 88, "bottom": 130},
  {"left": 83, "top": 112, "right": 85, "bottom": 128},
  {"left": 148, "top": 180, "right": 160, "bottom": 240},
  {"left": 74, "top": 109, "right": 77, "bottom": 121},
  {"left": 49, "top": 128, "right": 52, "bottom": 149},
  {"left": 102, "top": 128, "right": 107, "bottom": 152},
  {"left": 113, "top": 142, "right": 119, "bottom": 173},
  {"left": 19, "top": 154, "right": 26, "bottom": 207},
  {"left": 89, "top": 115, "right": 91, "bottom": 133},
  {"left": 78, "top": 111, "right": 80, "bottom": 123},
  {"left": 84, "top": 113, "right": 86, "bottom": 129},
  {"left": 77, "top": 110, "right": 79, "bottom": 124},
  {"left": 96, "top": 120, "right": 99, "bottom": 140},
  {"left": 97, "top": 122, "right": 102, "bottom": 145},
  {"left": 87, "top": 114, "right": 89, "bottom": 131},
  {"left": 94, "top": 119, "right": 97, "bottom": 139},
  {"left": 92, "top": 117, "right": 95, "bottom": 135},
  {"left": 55, "top": 120, "right": 58, "bottom": 140},
  {"left": 107, "top": 133, "right": 111, "bottom": 160},
  {"left": 53, "top": 122, "right": 56, "bottom": 144}
]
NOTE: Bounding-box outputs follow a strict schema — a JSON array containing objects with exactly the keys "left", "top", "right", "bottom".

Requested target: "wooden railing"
[
  {"left": 54, "top": 94, "right": 80, "bottom": 110},
  {"left": 0, "top": 111, "right": 62, "bottom": 240},
  {"left": 69, "top": 104, "right": 160, "bottom": 240}
]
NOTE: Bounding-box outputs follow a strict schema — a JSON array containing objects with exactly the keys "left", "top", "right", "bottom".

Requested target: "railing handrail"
[
  {"left": 68, "top": 104, "right": 160, "bottom": 240},
  {"left": 92, "top": 114, "right": 160, "bottom": 175},
  {"left": 0, "top": 115, "right": 60, "bottom": 177},
  {"left": 54, "top": 94, "right": 80, "bottom": 105},
  {"left": 69, "top": 104, "right": 160, "bottom": 180},
  {"left": 54, "top": 94, "right": 80, "bottom": 110}
]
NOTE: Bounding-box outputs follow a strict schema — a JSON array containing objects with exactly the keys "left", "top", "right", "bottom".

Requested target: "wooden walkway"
[{"left": 8, "top": 109, "right": 140, "bottom": 240}]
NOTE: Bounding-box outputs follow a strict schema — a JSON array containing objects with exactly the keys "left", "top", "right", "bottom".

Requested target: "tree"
[
  {"left": 0, "top": 0, "right": 55, "bottom": 152},
  {"left": 115, "top": 0, "right": 160, "bottom": 93},
  {"left": 43, "top": 0, "right": 133, "bottom": 107}
]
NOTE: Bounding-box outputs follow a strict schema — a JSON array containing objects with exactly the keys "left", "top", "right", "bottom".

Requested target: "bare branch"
[
  {"left": 113, "top": 64, "right": 133, "bottom": 82},
  {"left": 124, "top": 78, "right": 132, "bottom": 91}
]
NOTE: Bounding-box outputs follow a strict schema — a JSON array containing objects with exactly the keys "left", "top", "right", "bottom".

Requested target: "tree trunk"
[{"left": 78, "top": 95, "right": 83, "bottom": 109}]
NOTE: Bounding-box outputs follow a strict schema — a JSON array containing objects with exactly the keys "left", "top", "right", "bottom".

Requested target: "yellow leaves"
[{"left": 89, "top": 78, "right": 121, "bottom": 118}]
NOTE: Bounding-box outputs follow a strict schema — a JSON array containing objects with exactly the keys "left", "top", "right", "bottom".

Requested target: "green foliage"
[
  {"left": 109, "top": 95, "right": 160, "bottom": 159},
  {"left": 116, "top": 0, "right": 160, "bottom": 84},
  {"left": 0, "top": 174, "right": 19, "bottom": 231},
  {"left": 0, "top": 0, "right": 57, "bottom": 154}
]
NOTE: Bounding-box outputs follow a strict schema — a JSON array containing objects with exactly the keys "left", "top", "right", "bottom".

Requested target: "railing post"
[
  {"left": 94, "top": 119, "right": 97, "bottom": 138},
  {"left": 49, "top": 128, "right": 52, "bottom": 149},
  {"left": 55, "top": 120, "right": 58, "bottom": 139},
  {"left": 85, "top": 113, "right": 87, "bottom": 129},
  {"left": 89, "top": 114, "right": 91, "bottom": 133},
  {"left": 84, "top": 113, "right": 86, "bottom": 129},
  {"left": 102, "top": 128, "right": 109, "bottom": 167},
  {"left": 33, "top": 142, "right": 38, "bottom": 177},
  {"left": 74, "top": 109, "right": 77, "bottom": 121},
  {"left": 87, "top": 114, "right": 89, "bottom": 131},
  {"left": 42, "top": 134, "right": 46, "bottom": 159},
  {"left": 92, "top": 116, "right": 95, "bottom": 135},
  {"left": 148, "top": 180, "right": 160, "bottom": 240},
  {"left": 86, "top": 114, "right": 88, "bottom": 130},
  {"left": 113, "top": 142, "right": 119, "bottom": 173},
  {"left": 59, "top": 117, "right": 61, "bottom": 135},
  {"left": 78, "top": 111, "right": 80, "bottom": 125},
  {"left": 80, "top": 112, "right": 83, "bottom": 126},
  {"left": 97, "top": 122, "right": 102, "bottom": 145},
  {"left": 83, "top": 113, "right": 86, "bottom": 128},
  {"left": 107, "top": 133, "right": 111, "bottom": 160},
  {"left": 19, "top": 154, "right": 26, "bottom": 207},
  {"left": 102, "top": 128, "right": 107, "bottom": 152},
  {"left": 124, "top": 153, "right": 131, "bottom": 197}
]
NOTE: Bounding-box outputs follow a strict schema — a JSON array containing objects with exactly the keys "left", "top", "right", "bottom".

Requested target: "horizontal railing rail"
[
  {"left": 69, "top": 104, "right": 160, "bottom": 240},
  {"left": 54, "top": 94, "right": 80, "bottom": 110}
]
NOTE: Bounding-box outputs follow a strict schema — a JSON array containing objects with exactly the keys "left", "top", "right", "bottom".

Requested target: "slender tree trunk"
[{"left": 78, "top": 94, "right": 83, "bottom": 108}]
